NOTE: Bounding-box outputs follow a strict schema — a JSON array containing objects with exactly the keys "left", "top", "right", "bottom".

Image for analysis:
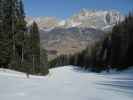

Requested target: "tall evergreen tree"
[
  {"left": 15, "top": 0, "right": 27, "bottom": 65},
  {"left": 0, "top": 0, "right": 9, "bottom": 67},
  {"left": 2, "top": 0, "right": 18, "bottom": 68},
  {"left": 30, "top": 21, "right": 41, "bottom": 73}
]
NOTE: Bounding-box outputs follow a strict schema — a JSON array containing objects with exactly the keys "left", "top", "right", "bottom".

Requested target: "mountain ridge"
[{"left": 26, "top": 9, "right": 124, "bottom": 31}]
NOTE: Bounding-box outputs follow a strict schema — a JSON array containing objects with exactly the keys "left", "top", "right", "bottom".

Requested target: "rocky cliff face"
[
  {"left": 64, "top": 9, "right": 124, "bottom": 30},
  {"left": 26, "top": 9, "right": 124, "bottom": 31}
]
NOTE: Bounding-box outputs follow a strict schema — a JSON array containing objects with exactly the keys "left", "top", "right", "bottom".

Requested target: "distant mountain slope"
[
  {"left": 40, "top": 27, "right": 105, "bottom": 59},
  {"left": 26, "top": 9, "right": 124, "bottom": 59}
]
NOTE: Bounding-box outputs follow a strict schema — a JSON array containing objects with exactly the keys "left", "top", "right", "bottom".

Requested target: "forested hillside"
[{"left": 0, "top": 0, "right": 48, "bottom": 75}]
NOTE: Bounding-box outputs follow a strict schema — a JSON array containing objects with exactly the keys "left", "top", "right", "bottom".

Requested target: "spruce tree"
[
  {"left": 15, "top": 0, "right": 27, "bottom": 65},
  {"left": 0, "top": 0, "right": 9, "bottom": 67},
  {"left": 2, "top": 0, "right": 18, "bottom": 68},
  {"left": 30, "top": 21, "right": 41, "bottom": 73}
]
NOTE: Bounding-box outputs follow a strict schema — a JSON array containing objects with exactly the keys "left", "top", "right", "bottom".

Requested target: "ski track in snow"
[{"left": 0, "top": 66, "right": 133, "bottom": 100}]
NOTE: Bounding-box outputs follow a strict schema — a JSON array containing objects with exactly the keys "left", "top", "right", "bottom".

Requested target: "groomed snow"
[{"left": 0, "top": 66, "right": 133, "bottom": 100}]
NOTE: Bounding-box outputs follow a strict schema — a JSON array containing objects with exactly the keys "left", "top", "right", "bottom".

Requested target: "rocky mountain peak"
[
  {"left": 26, "top": 9, "right": 124, "bottom": 31},
  {"left": 64, "top": 9, "right": 124, "bottom": 30}
]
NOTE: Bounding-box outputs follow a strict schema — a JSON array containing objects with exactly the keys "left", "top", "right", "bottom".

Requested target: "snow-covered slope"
[{"left": 0, "top": 66, "right": 133, "bottom": 100}]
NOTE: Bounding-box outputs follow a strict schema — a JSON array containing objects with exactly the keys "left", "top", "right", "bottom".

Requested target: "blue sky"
[{"left": 23, "top": 0, "right": 133, "bottom": 19}]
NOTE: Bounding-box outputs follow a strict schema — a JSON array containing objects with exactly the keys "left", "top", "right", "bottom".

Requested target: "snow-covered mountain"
[
  {"left": 26, "top": 9, "right": 125, "bottom": 59},
  {"left": 26, "top": 9, "right": 124, "bottom": 31},
  {"left": 64, "top": 9, "right": 124, "bottom": 30}
]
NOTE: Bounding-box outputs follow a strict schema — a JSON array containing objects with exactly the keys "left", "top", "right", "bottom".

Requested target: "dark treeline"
[
  {"left": 0, "top": 0, "right": 48, "bottom": 75},
  {"left": 110, "top": 12, "right": 133, "bottom": 69},
  {"left": 49, "top": 12, "right": 133, "bottom": 72}
]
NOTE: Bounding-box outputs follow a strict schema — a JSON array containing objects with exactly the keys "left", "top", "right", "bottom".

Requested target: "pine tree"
[
  {"left": 2, "top": 0, "right": 18, "bottom": 68},
  {"left": 15, "top": 0, "right": 27, "bottom": 65},
  {"left": 0, "top": 0, "right": 9, "bottom": 67},
  {"left": 29, "top": 21, "right": 41, "bottom": 73}
]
